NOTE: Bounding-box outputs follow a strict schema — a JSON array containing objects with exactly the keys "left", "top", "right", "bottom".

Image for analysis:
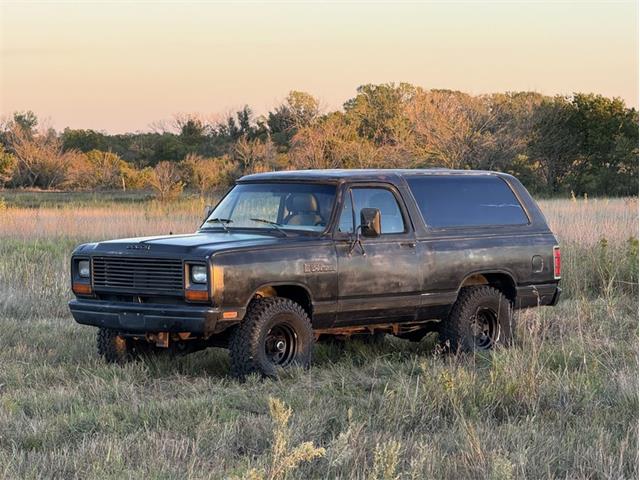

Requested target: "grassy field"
[{"left": 0, "top": 193, "right": 637, "bottom": 479}]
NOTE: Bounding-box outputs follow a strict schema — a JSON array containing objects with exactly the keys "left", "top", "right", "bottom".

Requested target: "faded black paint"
[{"left": 69, "top": 169, "right": 561, "bottom": 337}]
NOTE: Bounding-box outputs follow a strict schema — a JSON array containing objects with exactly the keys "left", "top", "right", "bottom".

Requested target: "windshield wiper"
[
  {"left": 250, "top": 218, "right": 288, "bottom": 237},
  {"left": 204, "top": 217, "right": 233, "bottom": 232}
]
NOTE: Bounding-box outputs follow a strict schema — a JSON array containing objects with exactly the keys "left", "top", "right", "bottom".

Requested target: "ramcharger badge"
[{"left": 303, "top": 262, "right": 336, "bottom": 273}]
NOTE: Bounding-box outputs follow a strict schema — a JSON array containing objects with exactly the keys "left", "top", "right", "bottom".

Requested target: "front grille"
[{"left": 92, "top": 256, "right": 184, "bottom": 294}]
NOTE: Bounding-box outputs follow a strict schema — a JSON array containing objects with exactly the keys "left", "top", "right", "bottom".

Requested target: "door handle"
[{"left": 400, "top": 242, "right": 416, "bottom": 248}]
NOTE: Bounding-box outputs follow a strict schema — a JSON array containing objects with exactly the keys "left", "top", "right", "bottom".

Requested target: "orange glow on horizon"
[{"left": 1, "top": 0, "right": 637, "bottom": 133}]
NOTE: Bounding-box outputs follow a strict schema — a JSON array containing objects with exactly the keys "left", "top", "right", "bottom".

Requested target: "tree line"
[{"left": 0, "top": 84, "right": 637, "bottom": 199}]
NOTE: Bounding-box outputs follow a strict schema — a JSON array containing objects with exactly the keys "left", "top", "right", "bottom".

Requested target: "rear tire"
[
  {"left": 439, "top": 286, "right": 513, "bottom": 352},
  {"left": 229, "top": 297, "right": 314, "bottom": 379}
]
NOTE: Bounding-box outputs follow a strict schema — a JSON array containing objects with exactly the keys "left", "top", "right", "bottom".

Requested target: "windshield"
[{"left": 201, "top": 183, "right": 337, "bottom": 233}]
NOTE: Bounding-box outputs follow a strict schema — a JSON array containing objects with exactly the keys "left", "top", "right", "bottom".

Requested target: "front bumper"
[{"left": 69, "top": 299, "right": 221, "bottom": 334}]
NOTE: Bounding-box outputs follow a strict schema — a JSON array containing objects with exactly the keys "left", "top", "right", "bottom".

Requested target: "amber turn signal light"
[
  {"left": 72, "top": 283, "right": 92, "bottom": 295},
  {"left": 185, "top": 289, "right": 208, "bottom": 302}
]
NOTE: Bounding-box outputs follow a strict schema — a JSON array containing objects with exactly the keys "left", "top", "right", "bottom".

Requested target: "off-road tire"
[
  {"left": 97, "top": 328, "right": 135, "bottom": 364},
  {"left": 439, "top": 286, "right": 513, "bottom": 352},
  {"left": 229, "top": 297, "right": 314, "bottom": 379}
]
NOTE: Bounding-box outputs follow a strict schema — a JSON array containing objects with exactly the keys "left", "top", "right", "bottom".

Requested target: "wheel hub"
[
  {"left": 470, "top": 307, "right": 499, "bottom": 350},
  {"left": 265, "top": 324, "right": 298, "bottom": 366}
]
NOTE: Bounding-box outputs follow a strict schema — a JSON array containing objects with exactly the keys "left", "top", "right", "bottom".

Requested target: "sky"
[{"left": 0, "top": 0, "right": 638, "bottom": 133}]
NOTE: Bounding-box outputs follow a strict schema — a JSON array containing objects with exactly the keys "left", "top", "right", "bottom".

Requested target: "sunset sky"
[{"left": 1, "top": 0, "right": 638, "bottom": 133}]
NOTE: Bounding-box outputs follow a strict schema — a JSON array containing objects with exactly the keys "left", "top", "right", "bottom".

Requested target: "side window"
[
  {"left": 338, "top": 192, "right": 354, "bottom": 233},
  {"left": 406, "top": 175, "right": 529, "bottom": 228},
  {"left": 338, "top": 187, "right": 406, "bottom": 234}
]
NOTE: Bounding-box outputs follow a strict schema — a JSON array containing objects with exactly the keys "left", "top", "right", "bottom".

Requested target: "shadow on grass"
[
  {"left": 130, "top": 333, "right": 443, "bottom": 381},
  {"left": 137, "top": 347, "right": 232, "bottom": 379}
]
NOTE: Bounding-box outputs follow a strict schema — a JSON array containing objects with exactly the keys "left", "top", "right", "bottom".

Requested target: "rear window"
[{"left": 406, "top": 175, "right": 529, "bottom": 228}]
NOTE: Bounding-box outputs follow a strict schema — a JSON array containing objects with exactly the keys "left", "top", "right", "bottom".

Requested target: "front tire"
[
  {"left": 97, "top": 328, "right": 134, "bottom": 364},
  {"left": 439, "top": 286, "right": 513, "bottom": 352},
  {"left": 229, "top": 297, "right": 314, "bottom": 379}
]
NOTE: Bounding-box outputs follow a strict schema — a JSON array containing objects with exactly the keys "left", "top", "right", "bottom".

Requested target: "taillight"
[{"left": 553, "top": 246, "right": 561, "bottom": 279}]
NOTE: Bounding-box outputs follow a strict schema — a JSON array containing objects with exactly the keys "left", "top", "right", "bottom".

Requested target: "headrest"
[{"left": 286, "top": 193, "right": 319, "bottom": 212}]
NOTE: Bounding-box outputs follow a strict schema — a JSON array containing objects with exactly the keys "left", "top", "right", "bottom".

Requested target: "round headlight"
[
  {"left": 78, "top": 260, "right": 90, "bottom": 278},
  {"left": 190, "top": 265, "right": 207, "bottom": 284}
]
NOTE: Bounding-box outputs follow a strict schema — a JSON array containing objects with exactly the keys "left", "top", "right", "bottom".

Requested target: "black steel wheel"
[
  {"left": 470, "top": 306, "right": 500, "bottom": 349},
  {"left": 229, "top": 297, "right": 314, "bottom": 379},
  {"left": 440, "top": 286, "right": 513, "bottom": 352},
  {"left": 265, "top": 323, "right": 298, "bottom": 366}
]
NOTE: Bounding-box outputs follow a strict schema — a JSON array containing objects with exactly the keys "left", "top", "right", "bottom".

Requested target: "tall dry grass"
[
  {"left": 0, "top": 196, "right": 637, "bottom": 243},
  {"left": 539, "top": 197, "right": 638, "bottom": 245},
  {"left": 0, "top": 199, "right": 206, "bottom": 241}
]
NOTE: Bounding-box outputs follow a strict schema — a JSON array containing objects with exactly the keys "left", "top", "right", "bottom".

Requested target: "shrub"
[{"left": 147, "top": 161, "right": 183, "bottom": 201}]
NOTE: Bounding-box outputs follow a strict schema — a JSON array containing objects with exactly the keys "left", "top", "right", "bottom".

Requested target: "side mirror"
[
  {"left": 204, "top": 205, "right": 214, "bottom": 220},
  {"left": 360, "top": 208, "right": 381, "bottom": 237}
]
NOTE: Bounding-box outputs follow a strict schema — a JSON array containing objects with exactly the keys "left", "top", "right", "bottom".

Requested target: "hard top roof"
[{"left": 238, "top": 168, "right": 506, "bottom": 183}]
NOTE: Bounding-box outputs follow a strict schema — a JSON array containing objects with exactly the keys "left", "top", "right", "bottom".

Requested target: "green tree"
[
  {"left": 175, "top": 114, "right": 207, "bottom": 146},
  {"left": 0, "top": 144, "right": 16, "bottom": 187},
  {"left": 13, "top": 111, "right": 38, "bottom": 136},
  {"left": 569, "top": 94, "right": 638, "bottom": 195},
  {"left": 61, "top": 128, "right": 109, "bottom": 152},
  {"left": 344, "top": 83, "right": 416, "bottom": 146},
  {"left": 527, "top": 96, "right": 581, "bottom": 194},
  {"left": 268, "top": 91, "right": 320, "bottom": 147}
]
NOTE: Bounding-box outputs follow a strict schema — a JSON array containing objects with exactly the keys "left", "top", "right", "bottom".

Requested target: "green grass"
[
  {"left": 0, "top": 196, "right": 637, "bottom": 479},
  {"left": 0, "top": 190, "right": 156, "bottom": 208},
  {"left": 0, "top": 189, "right": 221, "bottom": 209}
]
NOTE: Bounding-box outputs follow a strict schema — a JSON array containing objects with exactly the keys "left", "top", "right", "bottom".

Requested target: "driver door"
[{"left": 334, "top": 184, "right": 421, "bottom": 325}]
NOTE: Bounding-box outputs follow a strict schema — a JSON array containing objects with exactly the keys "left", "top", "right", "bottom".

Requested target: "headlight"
[
  {"left": 78, "top": 260, "right": 90, "bottom": 278},
  {"left": 190, "top": 265, "right": 207, "bottom": 284}
]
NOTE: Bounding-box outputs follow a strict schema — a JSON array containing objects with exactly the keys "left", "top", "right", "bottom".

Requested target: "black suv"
[{"left": 69, "top": 169, "right": 561, "bottom": 377}]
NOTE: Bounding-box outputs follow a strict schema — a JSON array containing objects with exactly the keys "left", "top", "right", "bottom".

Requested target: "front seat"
[{"left": 283, "top": 193, "right": 323, "bottom": 226}]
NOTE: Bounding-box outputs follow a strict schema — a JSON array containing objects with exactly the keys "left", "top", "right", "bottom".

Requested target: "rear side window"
[{"left": 406, "top": 176, "right": 529, "bottom": 228}]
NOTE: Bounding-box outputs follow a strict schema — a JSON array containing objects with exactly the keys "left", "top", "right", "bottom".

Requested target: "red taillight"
[{"left": 553, "top": 246, "right": 561, "bottom": 279}]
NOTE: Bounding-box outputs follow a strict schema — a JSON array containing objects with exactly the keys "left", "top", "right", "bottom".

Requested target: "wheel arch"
[
  {"left": 457, "top": 270, "right": 517, "bottom": 303},
  {"left": 247, "top": 282, "right": 314, "bottom": 318}
]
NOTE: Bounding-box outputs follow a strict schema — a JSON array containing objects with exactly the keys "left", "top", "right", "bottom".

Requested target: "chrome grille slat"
[{"left": 92, "top": 256, "right": 184, "bottom": 294}]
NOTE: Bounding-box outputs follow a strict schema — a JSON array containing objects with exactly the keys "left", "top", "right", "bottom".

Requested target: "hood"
[{"left": 78, "top": 231, "right": 311, "bottom": 258}]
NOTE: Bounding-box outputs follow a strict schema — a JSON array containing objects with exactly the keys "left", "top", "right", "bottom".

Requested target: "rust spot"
[
  {"left": 460, "top": 274, "right": 488, "bottom": 288},
  {"left": 154, "top": 332, "right": 169, "bottom": 348},
  {"left": 314, "top": 319, "right": 435, "bottom": 338},
  {"left": 255, "top": 286, "right": 278, "bottom": 298},
  {"left": 114, "top": 335, "right": 128, "bottom": 354}
]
